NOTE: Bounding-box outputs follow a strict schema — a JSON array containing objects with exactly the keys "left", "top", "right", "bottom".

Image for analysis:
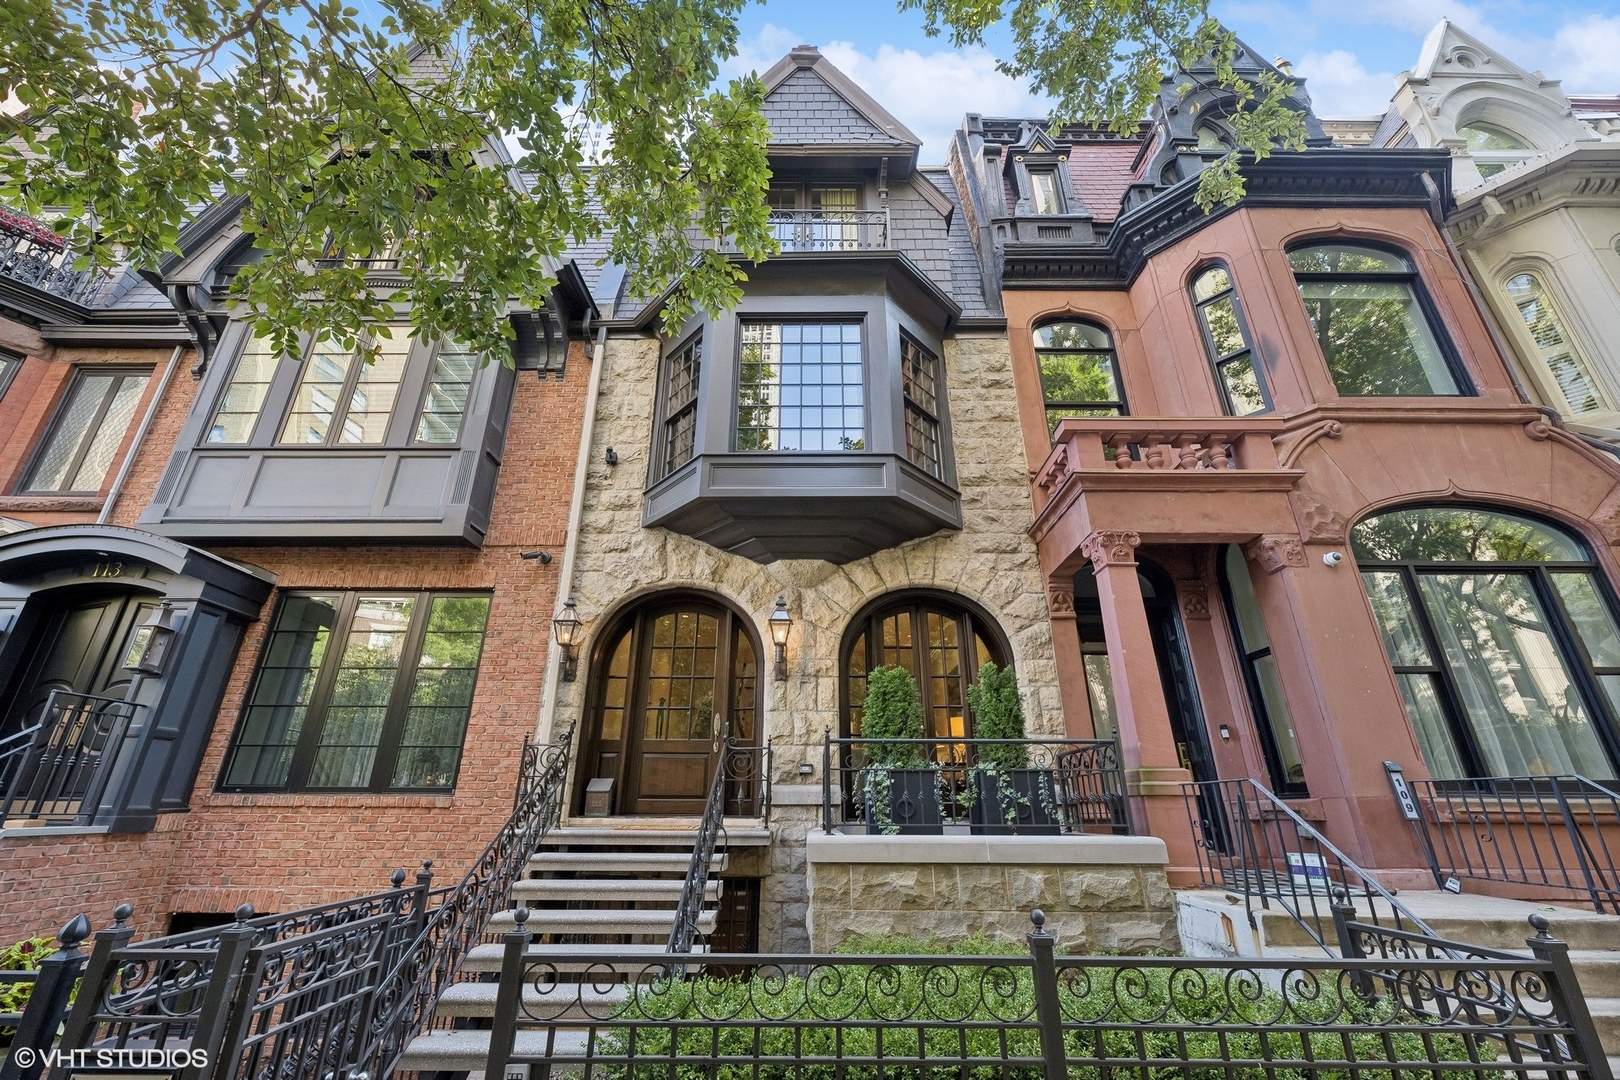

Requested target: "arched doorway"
[{"left": 578, "top": 594, "right": 761, "bottom": 816}]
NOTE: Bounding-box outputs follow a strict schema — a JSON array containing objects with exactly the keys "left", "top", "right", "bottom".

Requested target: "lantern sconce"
[
  {"left": 552, "top": 598, "right": 582, "bottom": 682},
  {"left": 125, "top": 602, "right": 181, "bottom": 676},
  {"left": 768, "top": 596, "right": 794, "bottom": 681}
]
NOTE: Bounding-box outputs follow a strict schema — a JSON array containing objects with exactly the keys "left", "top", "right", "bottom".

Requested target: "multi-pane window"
[
  {"left": 901, "top": 335, "right": 943, "bottom": 478},
  {"left": 1028, "top": 170, "right": 1062, "bottom": 214},
  {"left": 1220, "top": 545, "right": 1306, "bottom": 794},
  {"left": 1290, "top": 244, "right": 1465, "bottom": 397},
  {"left": 843, "top": 596, "right": 1003, "bottom": 743},
  {"left": 1356, "top": 507, "right": 1620, "bottom": 780},
  {"left": 0, "top": 350, "right": 20, "bottom": 402},
  {"left": 1504, "top": 272, "right": 1608, "bottom": 417},
  {"left": 207, "top": 332, "right": 279, "bottom": 443},
  {"left": 279, "top": 332, "right": 411, "bottom": 445},
  {"left": 735, "top": 321, "right": 864, "bottom": 452},
  {"left": 23, "top": 368, "right": 150, "bottom": 494},
  {"left": 1191, "top": 266, "right": 1269, "bottom": 415},
  {"left": 221, "top": 590, "right": 491, "bottom": 792},
  {"left": 1033, "top": 320, "right": 1125, "bottom": 436},
  {"left": 415, "top": 345, "right": 479, "bottom": 444},
  {"left": 767, "top": 184, "right": 861, "bottom": 250},
  {"left": 657, "top": 335, "right": 702, "bottom": 477}
]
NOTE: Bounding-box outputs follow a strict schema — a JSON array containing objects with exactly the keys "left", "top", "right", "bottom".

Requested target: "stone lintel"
[
  {"left": 805, "top": 832, "right": 1168, "bottom": 866},
  {"left": 1124, "top": 765, "right": 1194, "bottom": 799}
]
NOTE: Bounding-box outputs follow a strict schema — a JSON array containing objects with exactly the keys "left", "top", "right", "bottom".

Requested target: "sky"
[{"left": 722, "top": 0, "right": 1620, "bottom": 164}]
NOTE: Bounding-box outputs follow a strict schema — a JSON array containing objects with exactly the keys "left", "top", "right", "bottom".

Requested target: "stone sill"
[
  {"left": 806, "top": 832, "right": 1167, "bottom": 866},
  {"left": 0, "top": 495, "right": 104, "bottom": 512},
  {"left": 207, "top": 793, "right": 457, "bottom": 809},
  {"left": 0, "top": 824, "right": 113, "bottom": 838}
]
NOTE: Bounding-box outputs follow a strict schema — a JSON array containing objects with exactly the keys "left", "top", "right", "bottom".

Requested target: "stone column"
[
  {"left": 1044, "top": 579, "right": 1097, "bottom": 739},
  {"left": 1079, "top": 530, "right": 1197, "bottom": 875}
]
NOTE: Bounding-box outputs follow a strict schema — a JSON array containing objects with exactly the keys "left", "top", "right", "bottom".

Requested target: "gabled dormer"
[{"left": 1385, "top": 21, "right": 1609, "bottom": 191}]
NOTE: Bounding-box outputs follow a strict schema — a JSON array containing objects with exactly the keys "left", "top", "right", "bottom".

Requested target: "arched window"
[
  {"left": 1191, "top": 266, "right": 1269, "bottom": 415},
  {"left": 842, "top": 594, "right": 1008, "bottom": 740},
  {"left": 1503, "top": 272, "right": 1608, "bottom": 417},
  {"left": 1289, "top": 243, "right": 1466, "bottom": 398},
  {"left": 1033, "top": 320, "right": 1125, "bottom": 438},
  {"left": 1196, "top": 123, "right": 1233, "bottom": 152},
  {"left": 1354, "top": 507, "right": 1620, "bottom": 780},
  {"left": 1458, "top": 121, "right": 1534, "bottom": 179},
  {"left": 579, "top": 594, "right": 760, "bottom": 815}
]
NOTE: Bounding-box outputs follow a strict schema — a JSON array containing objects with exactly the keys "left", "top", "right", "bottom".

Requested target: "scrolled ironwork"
[{"left": 668, "top": 732, "right": 765, "bottom": 954}]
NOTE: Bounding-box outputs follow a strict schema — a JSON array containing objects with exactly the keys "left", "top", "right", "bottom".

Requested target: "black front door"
[
  {"left": 1139, "top": 561, "right": 1217, "bottom": 786},
  {"left": 1, "top": 591, "right": 155, "bottom": 738}
]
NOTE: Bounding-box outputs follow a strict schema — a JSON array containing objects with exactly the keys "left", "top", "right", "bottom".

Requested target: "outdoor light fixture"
[
  {"left": 519, "top": 550, "right": 553, "bottom": 564},
  {"left": 552, "top": 598, "right": 582, "bottom": 681},
  {"left": 768, "top": 596, "right": 794, "bottom": 681},
  {"left": 124, "top": 602, "right": 180, "bottom": 676}
]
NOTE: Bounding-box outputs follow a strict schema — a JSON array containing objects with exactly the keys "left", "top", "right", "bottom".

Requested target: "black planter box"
[
  {"left": 970, "top": 769, "right": 1060, "bottom": 835},
  {"left": 863, "top": 768, "right": 943, "bottom": 834}
]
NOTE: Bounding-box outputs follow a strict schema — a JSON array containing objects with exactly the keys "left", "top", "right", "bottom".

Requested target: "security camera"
[{"left": 1322, "top": 551, "right": 1344, "bottom": 566}]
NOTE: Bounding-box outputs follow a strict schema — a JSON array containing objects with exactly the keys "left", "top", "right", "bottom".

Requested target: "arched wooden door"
[
  {"left": 581, "top": 598, "right": 760, "bottom": 816},
  {"left": 0, "top": 589, "right": 156, "bottom": 739}
]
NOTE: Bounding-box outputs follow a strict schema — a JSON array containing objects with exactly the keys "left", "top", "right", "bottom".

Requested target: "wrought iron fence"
[
  {"left": 1182, "top": 777, "right": 1439, "bottom": 954},
  {"left": 482, "top": 908, "right": 1612, "bottom": 1080},
  {"left": 821, "top": 735, "right": 1128, "bottom": 835},
  {"left": 0, "top": 722, "right": 42, "bottom": 801},
  {"left": 0, "top": 216, "right": 102, "bottom": 304},
  {"left": 1401, "top": 773, "right": 1620, "bottom": 914},
  {"left": 0, "top": 691, "right": 143, "bottom": 827}
]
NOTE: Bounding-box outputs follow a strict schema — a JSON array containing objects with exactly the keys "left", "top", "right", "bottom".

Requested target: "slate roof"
[
  {"left": 761, "top": 68, "right": 899, "bottom": 147},
  {"left": 1067, "top": 143, "right": 1146, "bottom": 224},
  {"left": 923, "top": 169, "right": 997, "bottom": 320}
]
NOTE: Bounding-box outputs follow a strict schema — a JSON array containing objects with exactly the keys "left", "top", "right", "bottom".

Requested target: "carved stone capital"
[
  {"left": 1290, "top": 487, "right": 1349, "bottom": 544},
  {"left": 1247, "top": 534, "right": 1306, "bottom": 574},
  {"left": 1080, "top": 530, "right": 1141, "bottom": 572},
  {"left": 1593, "top": 484, "right": 1620, "bottom": 545},
  {"left": 1177, "top": 579, "right": 1211, "bottom": 620},
  {"left": 1046, "top": 584, "right": 1076, "bottom": 619}
]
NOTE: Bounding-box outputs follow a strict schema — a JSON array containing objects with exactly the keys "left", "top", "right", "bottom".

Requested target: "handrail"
[
  {"left": 1182, "top": 777, "right": 1441, "bottom": 955},
  {"left": 0, "top": 721, "right": 44, "bottom": 792},
  {"left": 0, "top": 691, "right": 144, "bottom": 826},
  {"left": 667, "top": 731, "right": 731, "bottom": 954}
]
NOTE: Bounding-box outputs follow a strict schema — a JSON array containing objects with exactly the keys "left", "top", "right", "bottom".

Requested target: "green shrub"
[
  {"left": 861, "top": 665, "right": 925, "bottom": 767},
  {"left": 0, "top": 935, "right": 56, "bottom": 1044},
  {"left": 967, "top": 661, "right": 1027, "bottom": 769}
]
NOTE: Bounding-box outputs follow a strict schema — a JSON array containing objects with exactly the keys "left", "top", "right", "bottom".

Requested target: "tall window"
[
  {"left": 415, "top": 345, "right": 479, "bottom": 444},
  {"left": 656, "top": 335, "right": 702, "bottom": 478},
  {"left": 735, "top": 321, "right": 864, "bottom": 452},
  {"left": 1504, "top": 272, "right": 1608, "bottom": 417},
  {"left": 221, "top": 590, "right": 491, "bottom": 792},
  {"left": 1458, "top": 122, "right": 1534, "bottom": 179},
  {"left": 23, "top": 368, "right": 150, "bottom": 494},
  {"left": 208, "top": 332, "right": 279, "bottom": 443},
  {"left": 1355, "top": 507, "right": 1620, "bottom": 780},
  {"left": 279, "top": 332, "right": 411, "bottom": 445},
  {"left": 1191, "top": 266, "right": 1269, "bottom": 415},
  {"left": 1033, "top": 320, "right": 1125, "bottom": 437},
  {"left": 843, "top": 595, "right": 1006, "bottom": 741},
  {"left": 1028, "top": 169, "right": 1062, "bottom": 214},
  {"left": 0, "top": 350, "right": 20, "bottom": 403},
  {"left": 901, "top": 334, "right": 943, "bottom": 478},
  {"left": 767, "top": 184, "right": 861, "bottom": 250},
  {"left": 1290, "top": 243, "right": 1465, "bottom": 397},
  {"left": 1220, "top": 546, "right": 1306, "bottom": 794}
]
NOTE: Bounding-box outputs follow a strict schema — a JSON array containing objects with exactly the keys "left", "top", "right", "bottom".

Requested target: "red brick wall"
[{"left": 0, "top": 342, "right": 589, "bottom": 941}]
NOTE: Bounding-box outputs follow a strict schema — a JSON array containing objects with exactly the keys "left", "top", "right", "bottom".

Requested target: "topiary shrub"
[
  {"left": 860, "top": 664, "right": 925, "bottom": 768},
  {"left": 967, "top": 661, "right": 1027, "bottom": 769}
]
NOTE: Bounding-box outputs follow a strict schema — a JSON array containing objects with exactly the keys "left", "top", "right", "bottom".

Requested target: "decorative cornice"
[
  {"left": 1290, "top": 487, "right": 1350, "bottom": 544},
  {"left": 1247, "top": 534, "right": 1306, "bottom": 574},
  {"left": 1080, "top": 529, "right": 1141, "bottom": 571}
]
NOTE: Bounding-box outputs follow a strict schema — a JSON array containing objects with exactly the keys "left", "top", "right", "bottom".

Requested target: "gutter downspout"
[
  {"left": 535, "top": 321, "right": 608, "bottom": 743},
  {"left": 98, "top": 344, "right": 182, "bottom": 525}
]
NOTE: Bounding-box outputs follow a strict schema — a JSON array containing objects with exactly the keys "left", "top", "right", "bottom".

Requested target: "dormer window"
[
  {"left": 1028, "top": 169, "right": 1063, "bottom": 215},
  {"left": 1196, "top": 123, "right": 1233, "bottom": 152},
  {"left": 1458, "top": 121, "right": 1534, "bottom": 178}
]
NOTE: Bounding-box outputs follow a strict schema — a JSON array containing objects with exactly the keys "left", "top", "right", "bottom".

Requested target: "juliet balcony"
[
  {"left": 694, "top": 210, "right": 892, "bottom": 254},
  {"left": 0, "top": 207, "right": 104, "bottom": 305}
]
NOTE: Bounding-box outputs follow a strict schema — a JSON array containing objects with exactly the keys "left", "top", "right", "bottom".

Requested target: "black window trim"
[
  {"left": 1216, "top": 545, "right": 1307, "bottom": 797},
  {"left": 20, "top": 365, "right": 152, "bottom": 496},
  {"left": 0, "top": 349, "right": 22, "bottom": 404},
  {"left": 275, "top": 327, "right": 415, "bottom": 448},
  {"left": 1033, "top": 317, "right": 1128, "bottom": 439},
  {"left": 899, "top": 330, "right": 943, "bottom": 480},
  {"left": 1189, "top": 262, "right": 1273, "bottom": 416},
  {"left": 1286, "top": 237, "right": 1475, "bottom": 398},
  {"left": 408, "top": 339, "right": 481, "bottom": 448},
  {"left": 651, "top": 329, "right": 703, "bottom": 482},
  {"left": 218, "top": 587, "right": 492, "bottom": 795}
]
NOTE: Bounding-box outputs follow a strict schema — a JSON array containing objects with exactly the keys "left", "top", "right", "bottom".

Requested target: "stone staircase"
[{"left": 398, "top": 821, "right": 770, "bottom": 1074}]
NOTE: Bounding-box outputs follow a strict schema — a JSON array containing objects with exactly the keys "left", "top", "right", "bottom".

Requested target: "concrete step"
[
  {"left": 1586, "top": 998, "right": 1619, "bottom": 1053},
  {"left": 488, "top": 907, "right": 717, "bottom": 937},
  {"left": 1240, "top": 892, "right": 1620, "bottom": 952},
  {"left": 529, "top": 851, "right": 726, "bottom": 875},
  {"left": 1566, "top": 951, "right": 1620, "bottom": 999},
  {"left": 510, "top": 878, "right": 721, "bottom": 903},
  {"left": 543, "top": 823, "right": 771, "bottom": 848},
  {"left": 461, "top": 941, "right": 707, "bottom": 973},
  {"left": 435, "top": 979, "right": 631, "bottom": 1019},
  {"left": 398, "top": 1028, "right": 589, "bottom": 1073}
]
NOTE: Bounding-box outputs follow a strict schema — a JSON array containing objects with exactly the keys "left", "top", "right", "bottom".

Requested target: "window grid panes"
[
  {"left": 1191, "top": 266, "right": 1270, "bottom": 416},
  {"left": 659, "top": 335, "right": 702, "bottom": 477},
  {"left": 1504, "top": 273, "right": 1607, "bottom": 416},
  {"left": 415, "top": 346, "right": 479, "bottom": 444},
  {"left": 0, "top": 350, "right": 21, "bottom": 403},
  {"left": 1290, "top": 244, "right": 1464, "bottom": 397},
  {"left": 279, "top": 332, "right": 411, "bottom": 446},
  {"left": 735, "top": 321, "right": 864, "bottom": 452},
  {"left": 901, "top": 334, "right": 943, "bottom": 478},
  {"left": 843, "top": 600, "right": 1001, "bottom": 744},
  {"left": 24, "top": 368, "right": 150, "bottom": 494},
  {"left": 1033, "top": 321, "right": 1125, "bottom": 437},
  {"left": 208, "top": 333, "right": 279, "bottom": 444},
  {"left": 221, "top": 590, "right": 491, "bottom": 792}
]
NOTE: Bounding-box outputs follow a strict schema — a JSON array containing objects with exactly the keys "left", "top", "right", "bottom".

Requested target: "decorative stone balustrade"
[{"left": 1036, "top": 417, "right": 1291, "bottom": 493}]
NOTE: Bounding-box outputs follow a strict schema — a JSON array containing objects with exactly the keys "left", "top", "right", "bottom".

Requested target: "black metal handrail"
[
  {"left": 821, "top": 734, "right": 1128, "bottom": 835},
  {"left": 0, "top": 721, "right": 43, "bottom": 797},
  {"left": 1403, "top": 773, "right": 1620, "bottom": 914},
  {"left": 481, "top": 908, "right": 1613, "bottom": 1080},
  {"left": 1182, "top": 776, "right": 1440, "bottom": 954},
  {"left": 0, "top": 691, "right": 144, "bottom": 827},
  {"left": 667, "top": 733, "right": 729, "bottom": 955}
]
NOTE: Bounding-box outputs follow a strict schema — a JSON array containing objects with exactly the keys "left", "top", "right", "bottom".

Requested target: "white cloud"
[
  {"left": 1549, "top": 14, "right": 1620, "bottom": 92},
  {"left": 1294, "top": 50, "right": 1398, "bottom": 116},
  {"left": 724, "top": 26, "right": 1050, "bottom": 164}
]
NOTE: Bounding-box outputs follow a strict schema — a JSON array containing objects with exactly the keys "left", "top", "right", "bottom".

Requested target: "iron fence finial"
[
  {"left": 58, "top": 913, "right": 90, "bottom": 948},
  {"left": 513, "top": 906, "right": 530, "bottom": 927},
  {"left": 1529, "top": 912, "right": 1552, "bottom": 938},
  {"left": 111, "top": 903, "right": 133, "bottom": 928},
  {"left": 234, "top": 903, "right": 254, "bottom": 923},
  {"left": 391, "top": 867, "right": 407, "bottom": 888},
  {"left": 1029, "top": 908, "right": 1046, "bottom": 931}
]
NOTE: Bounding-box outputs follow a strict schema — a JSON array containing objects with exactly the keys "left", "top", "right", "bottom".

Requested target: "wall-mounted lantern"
[
  {"left": 768, "top": 596, "right": 794, "bottom": 681},
  {"left": 552, "top": 598, "right": 582, "bottom": 681},
  {"left": 124, "top": 603, "right": 180, "bottom": 676}
]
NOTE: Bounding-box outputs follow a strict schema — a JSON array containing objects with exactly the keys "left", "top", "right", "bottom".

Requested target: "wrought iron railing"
[
  {"left": 1182, "top": 776, "right": 1439, "bottom": 954},
  {"left": 768, "top": 209, "right": 888, "bottom": 251},
  {"left": 0, "top": 722, "right": 43, "bottom": 799},
  {"left": 1402, "top": 773, "right": 1620, "bottom": 914},
  {"left": 821, "top": 735, "right": 1128, "bottom": 835},
  {"left": 0, "top": 210, "right": 103, "bottom": 304},
  {"left": 0, "top": 691, "right": 143, "bottom": 827},
  {"left": 667, "top": 733, "right": 730, "bottom": 955},
  {"left": 481, "top": 908, "right": 1612, "bottom": 1080}
]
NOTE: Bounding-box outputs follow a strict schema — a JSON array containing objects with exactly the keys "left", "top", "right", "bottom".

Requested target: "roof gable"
[
  {"left": 1411, "top": 20, "right": 1548, "bottom": 85},
  {"left": 758, "top": 47, "right": 921, "bottom": 150}
]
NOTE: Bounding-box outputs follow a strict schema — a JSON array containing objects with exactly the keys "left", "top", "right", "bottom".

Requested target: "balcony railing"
[
  {"left": 821, "top": 734, "right": 1129, "bottom": 835},
  {"left": 0, "top": 208, "right": 103, "bottom": 304},
  {"left": 1039, "top": 416, "right": 1291, "bottom": 488},
  {"left": 692, "top": 210, "right": 891, "bottom": 254},
  {"left": 0, "top": 691, "right": 143, "bottom": 827}
]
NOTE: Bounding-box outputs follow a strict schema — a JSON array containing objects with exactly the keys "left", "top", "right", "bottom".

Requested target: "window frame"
[
  {"left": 1026, "top": 167, "right": 1065, "bottom": 215},
  {"left": 1217, "top": 545, "right": 1307, "bottom": 796},
  {"left": 652, "top": 330, "right": 704, "bottom": 481},
  {"left": 1499, "top": 267, "right": 1614, "bottom": 423},
  {"left": 276, "top": 331, "right": 415, "bottom": 448},
  {"left": 900, "top": 332, "right": 944, "bottom": 479},
  {"left": 731, "top": 316, "right": 868, "bottom": 454},
  {"left": 1190, "top": 264, "right": 1272, "bottom": 416},
  {"left": 1033, "top": 318, "right": 1128, "bottom": 439},
  {"left": 218, "top": 588, "right": 493, "bottom": 794},
  {"left": 0, "top": 349, "right": 21, "bottom": 404},
  {"left": 1287, "top": 239, "right": 1473, "bottom": 399},
  {"left": 409, "top": 341, "right": 482, "bottom": 447},
  {"left": 20, "top": 366, "right": 151, "bottom": 495}
]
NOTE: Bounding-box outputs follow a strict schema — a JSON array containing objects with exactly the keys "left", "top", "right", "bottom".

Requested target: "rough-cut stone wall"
[
  {"left": 804, "top": 835, "right": 1178, "bottom": 954},
  {"left": 548, "top": 329, "right": 1061, "bottom": 951}
]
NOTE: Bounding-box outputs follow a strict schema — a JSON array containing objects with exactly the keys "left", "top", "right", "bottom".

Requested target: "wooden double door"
[
  {"left": 582, "top": 599, "right": 760, "bottom": 816},
  {"left": 1, "top": 589, "right": 155, "bottom": 741}
]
